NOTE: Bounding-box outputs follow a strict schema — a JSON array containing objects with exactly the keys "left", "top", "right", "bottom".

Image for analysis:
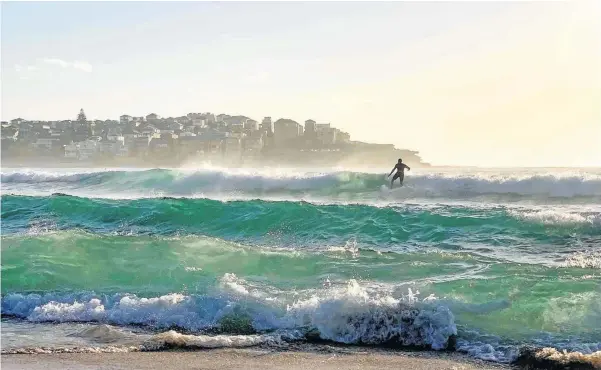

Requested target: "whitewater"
[{"left": 1, "top": 166, "right": 600, "bottom": 364}]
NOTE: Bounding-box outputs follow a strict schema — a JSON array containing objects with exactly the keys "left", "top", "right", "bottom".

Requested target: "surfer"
[{"left": 388, "top": 158, "right": 410, "bottom": 188}]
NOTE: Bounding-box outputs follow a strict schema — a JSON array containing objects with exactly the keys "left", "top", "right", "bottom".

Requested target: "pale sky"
[{"left": 2, "top": 1, "right": 600, "bottom": 167}]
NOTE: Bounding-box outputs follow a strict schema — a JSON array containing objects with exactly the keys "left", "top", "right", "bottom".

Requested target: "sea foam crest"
[
  {"left": 1, "top": 277, "right": 457, "bottom": 350},
  {"left": 282, "top": 280, "right": 455, "bottom": 350}
]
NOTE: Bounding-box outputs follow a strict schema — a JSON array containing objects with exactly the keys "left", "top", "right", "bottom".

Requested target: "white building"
[
  {"left": 139, "top": 125, "right": 159, "bottom": 138},
  {"left": 244, "top": 119, "right": 258, "bottom": 131},
  {"left": 183, "top": 125, "right": 196, "bottom": 133},
  {"left": 132, "top": 117, "right": 145, "bottom": 126},
  {"left": 120, "top": 115, "right": 133, "bottom": 125},
  {"left": 132, "top": 136, "right": 151, "bottom": 155},
  {"left": 192, "top": 118, "right": 207, "bottom": 127},
  {"left": 243, "top": 135, "right": 263, "bottom": 153},
  {"left": 32, "top": 137, "right": 58, "bottom": 150},
  {"left": 117, "top": 145, "right": 130, "bottom": 157},
  {"left": 107, "top": 133, "right": 125, "bottom": 144},
  {"left": 230, "top": 123, "right": 243, "bottom": 134},
  {"left": 98, "top": 139, "right": 125, "bottom": 156},
  {"left": 64, "top": 138, "right": 101, "bottom": 160},
  {"left": 121, "top": 127, "right": 138, "bottom": 145},
  {"left": 178, "top": 131, "right": 196, "bottom": 137},
  {"left": 260, "top": 117, "right": 272, "bottom": 134},
  {"left": 64, "top": 143, "right": 78, "bottom": 158},
  {"left": 224, "top": 136, "right": 241, "bottom": 157},
  {"left": 146, "top": 113, "right": 161, "bottom": 121},
  {"left": 316, "top": 126, "right": 337, "bottom": 145},
  {"left": 274, "top": 119, "right": 303, "bottom": 147},
  {"left": 78, "top": 139, "right": 100, "bottom": 160}
]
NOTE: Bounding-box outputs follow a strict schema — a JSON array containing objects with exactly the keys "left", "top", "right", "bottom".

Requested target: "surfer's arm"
[
  {"left": 404, "top": 164, "right": 411, "bottom": 171},
  {"left": 388, "top": 167, "right": 396, "bottom": 177}
]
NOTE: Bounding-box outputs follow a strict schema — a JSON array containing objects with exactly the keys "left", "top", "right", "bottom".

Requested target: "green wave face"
[
  {"left": 3, "top": 194, "right": 599, "bottom": 242},
  {"left": 2, "top": 229, "right": 600, "bottom": 345}
]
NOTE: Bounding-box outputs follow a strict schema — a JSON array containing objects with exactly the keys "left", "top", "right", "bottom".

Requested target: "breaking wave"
[
  {"left": 2, "top": 168, "right": 601, "bottom": 202},
  {"left": 3, "top": 278, "right": 600, "bottom": 363},
  {"left": 1, "top": 279, "right": 457, "bottom": 352}
]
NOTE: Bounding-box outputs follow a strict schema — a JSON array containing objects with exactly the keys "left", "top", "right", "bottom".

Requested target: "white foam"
[
  {"left": 326, "top": 239, "right": 360, "bottom": 258},
  {"left": 29, "top": 298, "right": 107, "bottom": 322},
  {"left": 220, "top": 273, "right": 251, "bottom": 296},
  {"left": 184, "top": 266, "right": 203, "bottom": 272},
  {"left": 509, "top": 208, "right": 601, "bottom": 226},
  {"left": 1, "top": 278, "right": 458, "bottom": 350},
  {"left": 563, "top": 251, "right": 601, "bottom": 269},
  {"left": 280, "top": 280, "right": 457, "bottom": 350},
  {"left": 1, "top": 345, "right": 140, "bottom": 354},
  {"left": 2, "top": 292, "right": 224, "bottom": 331},
  {"left": 455, "top": 340, "right": 519, "bottom": 363},
  {"left": 142, "top": 330, "right": 298, "bottom": 350}
]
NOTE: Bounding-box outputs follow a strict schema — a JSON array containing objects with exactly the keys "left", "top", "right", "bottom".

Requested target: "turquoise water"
[{"left": 1, "top": 167, "right": 600, "bottom": 361}]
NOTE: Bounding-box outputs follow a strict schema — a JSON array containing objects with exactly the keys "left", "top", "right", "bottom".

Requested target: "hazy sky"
[{"left": 2, "top": 1, "right": 600, "bottom": 167}]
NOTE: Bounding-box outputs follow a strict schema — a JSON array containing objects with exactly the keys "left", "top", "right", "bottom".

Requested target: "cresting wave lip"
[{"left": 2, "top": 168, "right": 601, "bottom": 201}]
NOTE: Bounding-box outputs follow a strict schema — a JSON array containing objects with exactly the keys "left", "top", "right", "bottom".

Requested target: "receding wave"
[{"left": 2, "top": 168, "right": 601, "bottom": 202}]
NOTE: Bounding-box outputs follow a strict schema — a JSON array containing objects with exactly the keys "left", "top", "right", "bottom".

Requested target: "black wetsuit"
[{"left": 390, "top": 163, "right": 410, "bottom": 187}]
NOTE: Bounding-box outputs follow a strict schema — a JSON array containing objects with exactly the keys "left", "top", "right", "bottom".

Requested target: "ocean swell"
[{"left": 2, "top": 168, "right": 601, "bottom": 202}]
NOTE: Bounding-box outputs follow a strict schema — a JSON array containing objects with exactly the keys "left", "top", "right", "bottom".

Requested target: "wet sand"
[{"left": 2, "top": 347, "right": 508, "bottom": 370}]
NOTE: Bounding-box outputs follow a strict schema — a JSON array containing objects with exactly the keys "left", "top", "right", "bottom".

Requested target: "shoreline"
[{"left": 1, "top": 345, "right": 508, "bottom": 370}]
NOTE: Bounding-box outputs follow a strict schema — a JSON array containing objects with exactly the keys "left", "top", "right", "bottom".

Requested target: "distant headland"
[{"left": 1, "top": 109, "right": 429, "bottom": 168}]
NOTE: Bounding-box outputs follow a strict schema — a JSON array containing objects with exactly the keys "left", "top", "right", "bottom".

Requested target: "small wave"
[
  {"left": 142, "top": 330, "right": 297, "bottom": 351},
  {"left": 509, "top": 208, "right": 601, "bottom": 226},
  {"left": 67, "top": 324, "right": 138, "bottom": 344}
]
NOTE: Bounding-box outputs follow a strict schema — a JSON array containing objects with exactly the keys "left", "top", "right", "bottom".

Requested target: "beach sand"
[{"left": 2, "top": 346, "right": 508, "bottom": 370}]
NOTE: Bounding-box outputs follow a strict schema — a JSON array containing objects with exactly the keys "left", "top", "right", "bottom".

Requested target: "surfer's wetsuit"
[{"left": 388, "top": 161, "right": 411, "bottom": 188}]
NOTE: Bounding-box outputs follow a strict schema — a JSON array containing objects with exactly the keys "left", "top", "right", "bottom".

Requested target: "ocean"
[{"left": 1, "top": 166, "right": 600, "bottom": 363}]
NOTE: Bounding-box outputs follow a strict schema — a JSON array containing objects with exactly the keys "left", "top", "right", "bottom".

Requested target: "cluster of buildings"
[{"left": 1, "top": 110, "right": 355, "bottom": 163}]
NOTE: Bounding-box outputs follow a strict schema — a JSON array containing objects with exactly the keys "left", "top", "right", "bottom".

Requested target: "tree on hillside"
[{"left": 77, "top": 109, "right": 87, "bottom": 123}]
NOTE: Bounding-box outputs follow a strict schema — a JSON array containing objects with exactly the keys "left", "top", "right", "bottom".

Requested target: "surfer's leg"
[{"left": 398, "top": 174, "right": 405, "bottom": 187}]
